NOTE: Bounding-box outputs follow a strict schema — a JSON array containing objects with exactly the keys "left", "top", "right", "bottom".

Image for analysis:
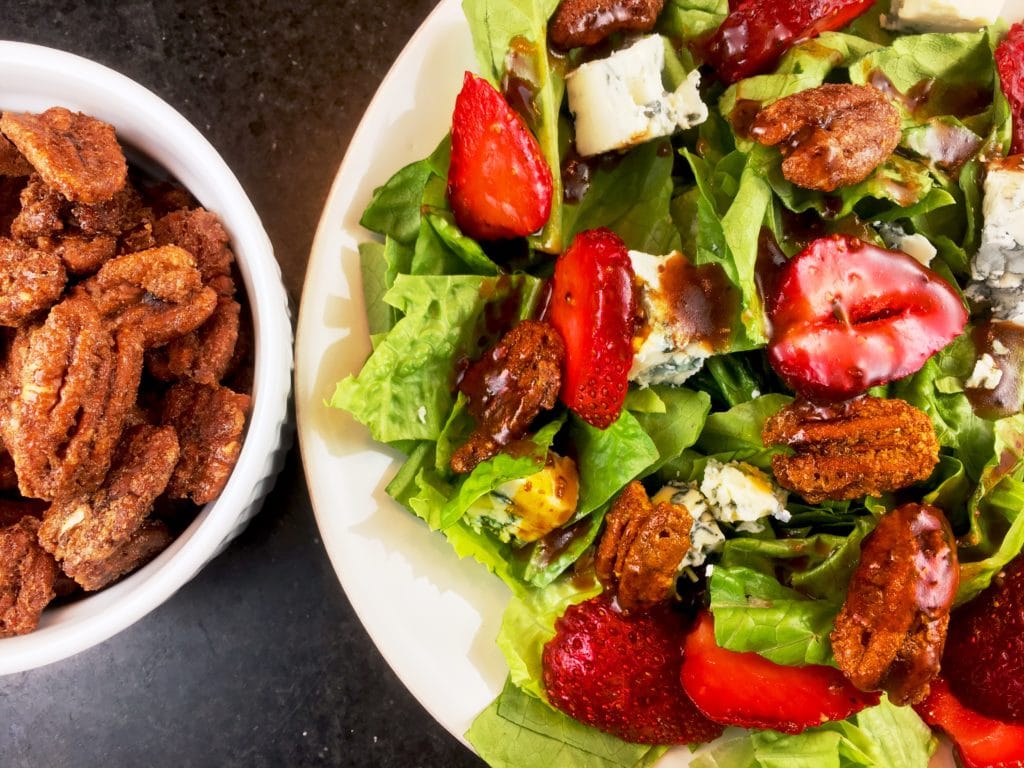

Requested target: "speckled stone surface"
[{"left": 0, "top": 2, "right": 485, "bottom": 766}]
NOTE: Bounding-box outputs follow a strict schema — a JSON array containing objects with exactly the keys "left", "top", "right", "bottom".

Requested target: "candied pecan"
[
  {"left": 10, "top": 174, "right": 63, "bottom": 241},
  {"left": 751, "top": 84, "right": 901, "bottom": 192},
  {"left": 0, "top": 516, "right": 58, "bottom": 637},
  {"left": 3, "top": 295, "right": 143, "bottom": 500},
  {"left": 68, "top": 183, "right": 150, "bottom": 238},
  {"left": 162, "top": 382, "right": 250, "bottom": 505},
  {"left": 596, "top": 481, "right": 692, "bottom": 612},
  {"left": 0, "top": 108, "right": 126, "bottom": 204},
  {"left": 64, "top": 521, "right": 173, "bottom": 592},
  {"left": 0, "top": 237, "right": 66, "bottom": 326},
  {"left": 39, "top": 424, "right": 179, "bottom": 591},
  {"left": 762, "top": 396, "right": 939, "bottom": 503},
  {"left": 146, "top": 294, "right": 241, "bottom": 385},
  {"left": 450, "top": 320, "right": 565, "bottom": 474},
  {"left": 0, "top": 134, "right": 31, "bottom": 177},
  {"left": 549, "top": 0, "right": 664, "bottom": 49},
  {"left": 831, "top": 503, "right": 958, "bottom": 705},
  {"left": 39, "top": 233, "right": 117, "bottom": 276},
  {"left": 154, "top": 207, "right": 234, "bottom": 283},
  {"left": 76, "top": 244, "right": 218, "bottom": 347}
]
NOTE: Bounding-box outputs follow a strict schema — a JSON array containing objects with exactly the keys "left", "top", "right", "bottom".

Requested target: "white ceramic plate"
[{"left": 295, "top": 2, "right": 1024, "bottom": 764}]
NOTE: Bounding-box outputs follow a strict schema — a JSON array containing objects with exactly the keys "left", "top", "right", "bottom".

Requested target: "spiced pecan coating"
[
  {"left": 831, "top": 503, "right": 958, "bottom": 705},
  {"left": 40, "top": 233, "right": 117, "bottom": 276},
  {"left": 67, "top": 521, "right": 172, "bottom": 592},
  {"left": 3, "top": 295, "right": 143, "bottom": 500},
  {"left": 154, "top": 207, "right": 234, "bottom": 283},
  {"left": 76, "top": 244, "right": 218, "bottom": 348},
  {"left": 451, "top": 320, "right": 565, "bottom": 474},
  {"left": 0, "top": 134, "right": 31, "bottom": 177},
  {"left": 39, "top": 424, "right": 179, "bottom": 591},
  {"left": 0, "top": 517, "right": 58, "bottom": 637},
  {"left": 162, "top": 382, "right": 250, "bottom": 505},
  {"left": 10, "top": 174, "right": 63, "bottom": 241},
  {"left": 596, "top": 481, "right": 692, "bottom": 612},
  {"left": 549, "top": 0, "right": 664, "bottom": 50},
  {"left": 762, "top": 396, "right": 939, "bottom": 503},
  {"left": 146, "top": 293, "right": 241, "bottom": 385},
  {"left": 751, "top": 84, "right": 901, "bottom": 192},
  {"left": 0, "top": 237, "right": 66, "bottom": 326},
  {"left": 0, "top": 108, "right": 126, "bottom": 204}
]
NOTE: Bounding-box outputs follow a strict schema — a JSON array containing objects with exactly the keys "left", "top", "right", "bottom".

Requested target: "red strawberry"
[
  {"left": 547, "top": 228, "right": 636, "bottom": 429},
  {"left": 704, "top": 0, "right": 875, "bottom": 84},
  {"left": 680, "top": 611, "right": 880, "bottom": 734},
  {"left": 996, "top": 23, "right": 1024, "bottom": 154},
  {"left": 542, "top": 594, "right": 724, "bottom": 745},
  {"left": 943, "top": 555, "right": 1024, "bottom": 723},
  {"left": 448, "top": 72, "right": 553, "bottom": 241},
  {"left": 916, "top": 677, "right": 1024, "bottom": 768},
  {"left": 768, "top": 235, "right": 967, "bottom": 401}
]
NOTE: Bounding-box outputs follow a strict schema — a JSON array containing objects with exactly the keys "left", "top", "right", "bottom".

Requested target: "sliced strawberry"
[
  {"left": 447, "top": 72, "right": 552, "bottom": 241},
  {"left": 943, "top": 555, "right": 1024, "bottom": 723},
  {"left": 768, "top": 234, "right": 967, "bottom": 402},
  {"left": 542, "top": 594, "right": 724, "bottom": 745},
  {"left": 704, "top": 0, "right": 874, "bottom": 84},
  {"left": 680, "top": 611, "right": 880, "bottom": 734},
  {"left": 996, "top": 23, "right": 1024, "bottom": 155},
  {"left": 916, "top": 677, "right": 1024, "bottom": 768},
  {"left": 547, "top": 228, "right": 636, "bottom": 429}
]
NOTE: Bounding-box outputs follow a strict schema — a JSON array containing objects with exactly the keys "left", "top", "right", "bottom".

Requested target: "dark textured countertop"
[{"left": 0, "top": 2, "right": 485, "bottom": 766}]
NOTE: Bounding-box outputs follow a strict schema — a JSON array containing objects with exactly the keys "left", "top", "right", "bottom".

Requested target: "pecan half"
[
  {"left": 751, "top": 84, "right": 901, "bottom": 192},
  {"left": 596, "top": 481, "right": 692, "bottom": 612},
  {"left": 831, "top": 503, "right": 958, "bottom": 705},
  {"left": 762, "top": 396, "right": 939, "bottom": 503},
  {"left": 451, "top": 320, "right": 564, "bottom": 474},
  {"left": 0, "top": 237, "right": 66, "bottom": 327},
  {"left": 549, "top": 0, "right": 664, "bottom": 50},
  {"left": 0, "top": 516, "right": 58, "bottom": 637}
]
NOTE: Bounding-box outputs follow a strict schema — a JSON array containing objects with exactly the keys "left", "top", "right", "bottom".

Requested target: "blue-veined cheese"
[
  {"left": 465, "top": 452, "right": 579, "bottom": 543},
  {"left": 628, "top": 249, "right": 714, "bottom": 387},
  {"left": 699, "top": 459, "right": 791, "bottom": 525},
  {"left": 884, "top": 0, "right": 1004, "bottom": 31},
  {"left": 875, "top": 222, "right": 936, "bottom": 267},
  {"left": 967, "top": 156, "right": 1024, "bottom": 323},
  {"left": 652, "top": 483, "right": 725, "bottom": 568},
  {"left": 565, "top": 35, "right": 708, "bottom": 157}
]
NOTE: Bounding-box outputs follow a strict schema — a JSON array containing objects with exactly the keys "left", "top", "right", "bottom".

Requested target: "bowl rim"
[{"left": 0, "top": 40, "right": 294, "bottom": 674}]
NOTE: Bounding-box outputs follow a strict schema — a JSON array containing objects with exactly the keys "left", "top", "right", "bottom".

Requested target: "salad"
[{"left": 330, "top": 0, "right": 1024, "bottom": 765}]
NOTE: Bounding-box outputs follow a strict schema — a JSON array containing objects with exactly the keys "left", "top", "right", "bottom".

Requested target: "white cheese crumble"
[
  {"left": 966, "top": 353, "right": 1004, "bottom": 390},
  {"left": 699, "top": 459, "right": 791, "bottom": 525},
  {"left": 566, "top": 35, "right": 708, "bottom": 157},
  {"left": 967, "top": 156, "right": 1024, "bottom": 323},
  {"left": 876, "top": 222, "right": 937, "bottom": 267},
  {"left": 628, "top": 249, "right": 713, "bottom": 387},
  {"left": 652, "top": 483, "right": 726, "bottom": 569},
  {"left": 883, "top": 0, "right": 1004, "bottom": 31}
]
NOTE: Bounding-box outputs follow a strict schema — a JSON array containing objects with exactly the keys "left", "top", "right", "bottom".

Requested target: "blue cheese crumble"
[
  {"left": 565, "top": 35, "right": 708, "bottom": 157},
  {"left": 967, "top": 156, "right": 1024, "bottom": 323},
  {"left": 699, "top": 459, "right": 791, "bottom": 525},
  {"left": 653, "top": 483, "right": 726, "bottom": 568}
]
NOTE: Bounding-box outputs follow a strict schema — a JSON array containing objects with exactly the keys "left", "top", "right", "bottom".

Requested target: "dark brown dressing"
[
  {"left": 658, "top": 252, "right": 737, "bottom": 351},
  {"left": 868, "top": 70, "right": 992, "bottom": 122}
]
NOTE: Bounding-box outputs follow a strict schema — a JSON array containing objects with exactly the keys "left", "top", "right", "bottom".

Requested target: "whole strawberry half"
[
  {"left": 996, "top": 23, "right": 1024, "bottom": 154},
  {"left": 705, "top": 0, "right": 874, "bottom": 83},
  {"left": 768, "top": 234, "right": 967, "bottom": 402},
  {"left": 916, "top": 677, "right": 1024, "bottom": 768},
  {"left": 943, "top": 555, "right": 1024, "bottom": 723},
  {"left": 680, "top": 611, "right": 880, "bottom": 734},
  {"left": 447, "top": 72, "right": 552, "bottom": 241},
  {"left": 542, "top": 594, "right": 724, "bottom": 745},
  {"left": 547, "top": 228, "right": 636, "bottom": 429}
]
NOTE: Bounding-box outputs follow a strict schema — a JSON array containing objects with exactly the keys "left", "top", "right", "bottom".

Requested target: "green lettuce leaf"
[
  {"left": 658, "top": 0, "right": 727, "bottom": 46},
  {"left": 631, "top": 387, "right": 712, "bottom": 476},
  {"left": 571, "top": 411, "right": 659, "bottom": 517},
  {"left": 330, "top": 272, "right": 542, "bottom": 443},
  {"left": 563, "top": 139, "right": 680, "bottom": 255},
  {"left": 691, "top": 697, "right": 936, "bottom": 768},
  {"left": 695, "top": 394, "right": 793, "bottom": 470},
  {"left": 467, "top": 679, "right": 666, "bottom": 768}
]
